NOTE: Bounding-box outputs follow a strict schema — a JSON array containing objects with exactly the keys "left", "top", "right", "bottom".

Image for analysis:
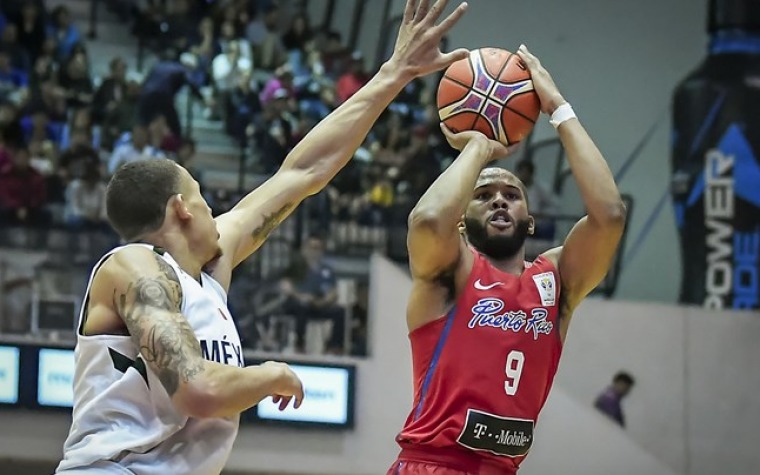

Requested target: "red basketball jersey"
[{"left": 396, "top": 249, "right": 563, "bottom": 473}]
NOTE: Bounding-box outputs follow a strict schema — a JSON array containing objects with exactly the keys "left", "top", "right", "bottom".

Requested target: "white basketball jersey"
[{"left": 57, "top": 244, "right": 244, "bottom": 474}]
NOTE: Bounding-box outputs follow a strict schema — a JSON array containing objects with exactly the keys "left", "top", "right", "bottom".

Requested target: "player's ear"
[
  {"left": 527, "top": 215, "right": 535, "bottom": 236},
  {"left": 171, "top": 194, "right": 193, "bottom": 220},
  {"left": 458, "top": 215, "right": 466, "bottom": 235}
]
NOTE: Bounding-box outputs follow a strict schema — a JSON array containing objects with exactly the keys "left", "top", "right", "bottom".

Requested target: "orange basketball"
[{"left": 437, "top": 48, "right": 540, "bottom": 146}]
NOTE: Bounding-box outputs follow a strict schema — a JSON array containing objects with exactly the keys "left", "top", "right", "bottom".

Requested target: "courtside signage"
[
  {"left": 0, "top": 346, "right": 20, "bottom": 404},
  {"left": 37, "top": 348, "right": 75, "bottom": 407},
  {"left": 256, "top": 364, "right": 353, "bottom": 427}
]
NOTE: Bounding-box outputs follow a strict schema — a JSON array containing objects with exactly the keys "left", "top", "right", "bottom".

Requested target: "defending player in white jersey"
[{"left": 56, "top": 0, "right": 469, "bottom": 473}]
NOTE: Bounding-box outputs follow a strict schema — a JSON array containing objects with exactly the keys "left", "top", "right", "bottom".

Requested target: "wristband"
[{"left": 549, "top": 102, "right": 576, "bottom": 129}]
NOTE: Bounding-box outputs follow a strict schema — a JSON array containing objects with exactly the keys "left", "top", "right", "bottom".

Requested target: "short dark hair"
[
  {"left": 106, "top": 159, "right": 183, "bottom": 241},
  {"left": 613, "top": 371, "right": 635, "bottom": 386}
]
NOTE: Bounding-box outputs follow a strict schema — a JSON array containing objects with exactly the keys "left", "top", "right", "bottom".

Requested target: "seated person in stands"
[
  {"left": 0, "top": 146, "right": 49, "bottom": 226},
  {"left": 280, "top": 233, "right": 345, "bottom": 355},
  {"left": 63, "top": 160, "right": 108, "bottom": 231},
  {"left": 107, "top": 124, "right": 165, "bottom": 175}
]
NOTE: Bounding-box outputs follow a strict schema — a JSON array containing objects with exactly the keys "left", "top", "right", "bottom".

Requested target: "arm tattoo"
[
  {"left": 250, "top": 203, "right": 295, "bottom": 244},
  {"left": 114, "top": 255, "right": 205, "bottom": 396}
]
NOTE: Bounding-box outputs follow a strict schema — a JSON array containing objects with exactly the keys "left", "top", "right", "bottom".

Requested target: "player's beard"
[{"left": 464, "top": 215, "right": 531, "bottom": 260}]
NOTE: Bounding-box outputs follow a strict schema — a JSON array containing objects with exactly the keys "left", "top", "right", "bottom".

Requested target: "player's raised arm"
[
  {"left": 407, "top": 128, "right": 515, "bottom": 282},
  {"left": 213, "top": 0, "right": 470, "bottom": 278},
  {"left": 518, "top": 45, "right": 627, "bottom": 312},
  {"left": 94, "top": 247, "right": 304, "bottom": 418}
]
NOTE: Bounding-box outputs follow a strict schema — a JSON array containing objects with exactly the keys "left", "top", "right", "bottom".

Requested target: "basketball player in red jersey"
[{"left": 388, "top": 44, "right": 627, "bottom": 475}]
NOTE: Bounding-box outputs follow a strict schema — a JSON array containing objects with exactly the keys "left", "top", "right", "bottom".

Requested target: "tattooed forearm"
[
  {"left": 250, "top": 203, "right": 295, "bottom": 244},
  {"left": 114, "top": 255, "right": 204, "bottom": 397},
  {"left": 140, "top": 316, "right": 205, "bottom": 396}
]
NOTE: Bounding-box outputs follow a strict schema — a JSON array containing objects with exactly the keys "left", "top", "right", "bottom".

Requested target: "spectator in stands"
[
  {"left": 0, "top": 146, "right": 49, "bottom": 226},
  {"left": 60, "top": 107, "right": 97, "bottom": 151},
  {"left": 174, "top": 137, "right": 196, "bottom": 169},
  {"left": 23, "top": 110, "right": 62, "bottom": 154},
  {"left": 25, "top": 80, "right": 67, "bottom": 123},
  {"left": 260, "top": 64, "right": 295, "bottom": 107},
  {"left": 252, "top": 88, "right": 295, "bottom": 173},
  {"left": 163, "top": 0, "right": 198, "bottom": 57},
  {"left": 372, "top": 110, "right": 409, "bottom": 169},
  {"left": 228, "top": 69, "right": 261, "bottom": 141},
  {"left": 15, "top": 3, "right": 46, "bottom": 63},
  {"left": 29, "top": 52, "right": 55, "bottom": 87},
  {"left": 320, "top": 30, "right": 349, "bottom": 79},
  {"left": 107, "top": 124, "right": 165, "bottom": 175},
  {"left": 282, "top": 13, "right": 312, "bottom": 53},
  {"left": 247, "top": 5, "right": 286, "bottom": 72},
  {"left": 92, "top": 57, "right": 127, "bottom": 124},
  {"left": 58, "top": 142, "right": 99, "bottom": 183},
  {"left": 336, "top": 51, "right": 370, "bottom": 104},
  {"left": 212, "top": 39, "right": 251, "bottom": 121},
  {"left": 147, "top": 114, "right": 180, "bottom": 154},
  {"left": 0, "top": 101, "right": 23, "bottom": 149},
  {"left": 280, "top": 233, "right": 345, "bottom": 354},
  {"left": 361, "top": 166, "right": 395, "bottom": 226},
  {"left": 218, "top": 20, "right": 252, "bottom": 60},
  {"left": 137, "top": 54, "right": 207, "bottom": 138},
  {"left": 514, "top": 159, "right": 559, "bottom": 240},
  {"left": 59, "top": 50, "right": 94, "bottom": 109},
  {"left": 0, "top": 24, "right": 30, "bottom": 71},
  {"left": 63, "top": 158, "right": 108, "bottom": 230},
  {"left": 188, "top": 17, "right": 219, "bottom": 80},
  {"left": 48, "top": 5, "right": 82, "bottom": 62},
  {"left": 102, "top": 78, "right": 140, "bottom": 150},
  {"left": 594, "top": 371, "right": 635, "bottom": 428},
  {"left": 0, "top": 49, "right": 27, "bottom": 103},
  {"left": 219, "top": 0, "right": 251, "bottom": 42}
]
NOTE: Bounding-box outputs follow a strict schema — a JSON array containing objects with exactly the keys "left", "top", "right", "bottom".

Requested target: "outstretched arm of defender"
[
  {"left": 212, "top": 0, "right": 470, "bottom": 282},
  {"left": 93, "top": 247, "right": 304, "bottom": 418},
  {"left": 518, "top": 45, "right": 626, "bottom": 312}
]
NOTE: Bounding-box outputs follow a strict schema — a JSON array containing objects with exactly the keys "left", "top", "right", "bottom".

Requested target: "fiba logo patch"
[{"left": 532, "top": 272, "right": 556, "bottom": 306}]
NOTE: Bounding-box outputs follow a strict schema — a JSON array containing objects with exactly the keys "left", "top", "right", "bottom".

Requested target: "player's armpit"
[
  {"left": 556, "top": 210, "right": 626, "bottom": 312},
  {"left": 407, "top": 212, "right": 467, "bottom": 281}
]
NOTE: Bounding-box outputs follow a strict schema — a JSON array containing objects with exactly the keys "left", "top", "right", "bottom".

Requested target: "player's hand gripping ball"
[{"left": 437, "top": 48, "right": 540, "bottom": 146}]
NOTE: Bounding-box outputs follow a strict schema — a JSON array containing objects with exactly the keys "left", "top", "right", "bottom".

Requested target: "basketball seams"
[
  {"left": 504, "top": 98, "right": 538, "bottom": 124},
  {"left": 483, "top": 50, "right": 517, "bottom": 141},
  {"left": 472, "top": 50, "right": 509, "bottom": 136},
  {"left": 467, "top": 52, "right": 483, "bottom": 131},
  {"left": 437, "top": 77, "right": 479, "bottom": 109}
]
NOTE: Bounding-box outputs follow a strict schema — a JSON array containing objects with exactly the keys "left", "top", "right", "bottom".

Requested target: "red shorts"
[{"left": 387, "top": 447, "right": 515, "bottom": 475}]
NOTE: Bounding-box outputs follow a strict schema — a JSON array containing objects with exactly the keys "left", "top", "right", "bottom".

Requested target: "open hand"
[
  {"left": 516, "top": 44, "right": 566, "bottom": 115},
  {"left": 389, "top": 0, "right": 469, "bottom": 79}
]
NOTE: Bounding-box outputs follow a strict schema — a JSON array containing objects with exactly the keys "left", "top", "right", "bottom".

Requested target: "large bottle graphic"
[{"left": 671, "top": 0, "right": 760, "bottom": 310}]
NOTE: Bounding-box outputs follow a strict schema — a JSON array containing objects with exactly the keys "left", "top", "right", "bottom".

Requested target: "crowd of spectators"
[
  {"left": 0, "top": 1, "right": 197, "bottom": 242},
  {"left": 128, "top": 0, "right": 461, "bottom": 230},
  {"left": 0, "top": 0, "right": 463, "bottom": 243}
]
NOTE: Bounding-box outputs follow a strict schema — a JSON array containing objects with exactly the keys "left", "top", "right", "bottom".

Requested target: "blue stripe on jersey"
[{"left": 413, "top": 306, "right": 457, "bottom": 421}]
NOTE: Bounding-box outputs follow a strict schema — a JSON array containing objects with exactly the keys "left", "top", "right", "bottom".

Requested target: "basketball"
[{"left": 437, "top": 48, "right": 541, "bottom": 146}]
